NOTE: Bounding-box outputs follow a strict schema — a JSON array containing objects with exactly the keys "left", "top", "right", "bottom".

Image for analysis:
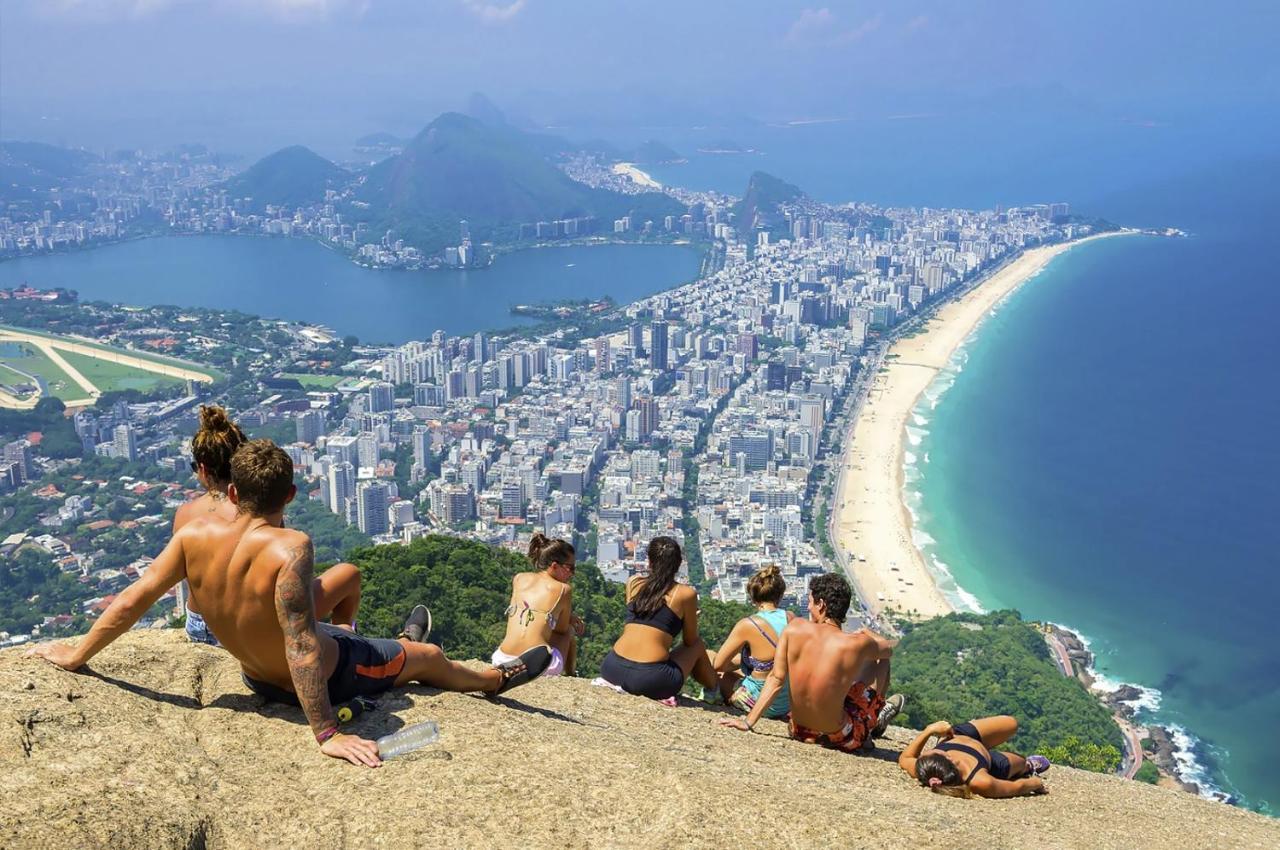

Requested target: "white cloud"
[
  {"left": 905, "top": 14, "right": 930, "bottom": 32},
  {"left": 460, "top": 0, "right": 526, "bottom": 24},
  {"left": 785, "top": 7, "right": 882, "bottom": 47}
]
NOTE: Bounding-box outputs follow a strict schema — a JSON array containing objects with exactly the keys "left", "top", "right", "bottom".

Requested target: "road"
[{"left": 1046, "top": 629, "right": 1143, "bottom": 779}]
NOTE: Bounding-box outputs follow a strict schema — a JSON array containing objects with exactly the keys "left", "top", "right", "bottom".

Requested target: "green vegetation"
[
  {"left": 221, "top": 145, "right": 350, "bottom": 210},
  {"left": 0, "top": 342, "right": 92, "bottom": 403},
  {"left": 354, "top": 112, "right": 682, "bottom": 253},
  {"left": 59, "top": 350, "right": 185, "bottom": 395},
  {"left": 339, "top": 535, "right": 751, "bottom": 677},
  {"left": 1134, "top": 760, "right": 1161, "bottom": 784},
  {"left": 0, "top": 324, "right": 222, "bottom": 379},
  {"left": 0, "top": 397, "right": 82, "bottom": 457},
  {"left": 892, "top": 610, "right": 1125, "bottom": 773},
  {"left": 278, "top": 372, "right": 346, "bottom": 389}
]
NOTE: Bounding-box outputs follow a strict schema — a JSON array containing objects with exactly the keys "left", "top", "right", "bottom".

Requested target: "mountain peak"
[{"left": 221, "top": 145, "right": 348, "bottom": 210}]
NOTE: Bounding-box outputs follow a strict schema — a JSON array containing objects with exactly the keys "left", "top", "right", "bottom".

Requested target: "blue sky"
[{"left": 2, "top": 1, "right": 1277, "bottom": 154}]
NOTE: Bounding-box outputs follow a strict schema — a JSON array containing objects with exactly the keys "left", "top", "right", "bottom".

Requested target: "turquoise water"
[
  {"left": 907, "top": 172, "right": 1280, "bottom": 812},
  {"left": 641, "top": 113, "right": 1280, "bottom": 813},
  {"left": 0, "top": 236, "right": 704, "bottom": 344}
]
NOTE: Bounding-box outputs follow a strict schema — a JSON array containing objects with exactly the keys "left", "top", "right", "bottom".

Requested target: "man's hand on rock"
[
  {"left": 25, "top": 642, "right": 83, "bottom": 672},
  {"left": 321, "top": 733, "right": 383, "bottom": 768}
]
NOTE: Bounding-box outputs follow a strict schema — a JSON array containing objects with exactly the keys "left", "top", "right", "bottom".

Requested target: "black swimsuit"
[
  {"left": 936, "top": 721, "right": 1013, "bottom": 781},
  {"left": 600, "top": 600, "right": 687, "bottom": 700}
]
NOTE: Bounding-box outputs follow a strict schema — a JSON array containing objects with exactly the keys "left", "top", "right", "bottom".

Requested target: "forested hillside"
[{"left": 892, "top": 610, "right": 1125, "bottom": 772}]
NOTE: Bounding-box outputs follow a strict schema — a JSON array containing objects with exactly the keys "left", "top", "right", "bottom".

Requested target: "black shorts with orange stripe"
[{"left": 242, "top": 623, "right": 406, "bottom": 706}]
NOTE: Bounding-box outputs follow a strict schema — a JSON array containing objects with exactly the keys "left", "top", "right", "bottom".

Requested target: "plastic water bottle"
[{"left": 376, "top": 721, "right": 440, "bottom": 759}]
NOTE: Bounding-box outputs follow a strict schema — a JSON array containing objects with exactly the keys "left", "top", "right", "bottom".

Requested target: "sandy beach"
[
  {"left": 612, "top": 162, "right": 662, "bottom": 189},
  {"left": 832, "top": 232, "right": 1131, "bottom": 619}
]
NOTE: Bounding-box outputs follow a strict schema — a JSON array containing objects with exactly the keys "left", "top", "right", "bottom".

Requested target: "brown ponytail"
[
  {"left": 191, "top": 405, "right": 247, "bottom": 486},
  {"left": 747, "top": 563, "right": 786, "bottom": 605}
]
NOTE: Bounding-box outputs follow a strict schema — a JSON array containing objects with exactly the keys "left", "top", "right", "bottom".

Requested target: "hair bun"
[
  {"left": 527, "top": 532, "right": 549, "bottom": 563},
  {"left": 200, "top": 405, "right": 231, "bottom": 432}
]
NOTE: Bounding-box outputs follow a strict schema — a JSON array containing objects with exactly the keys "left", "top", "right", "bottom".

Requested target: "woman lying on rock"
[
  {"left": 600, "top": 536, "right": 720, "bottom": 702},
  {"left": 710, "top": 563, "right": 794, "bottom": 717},
  {"left": 898, "top": 715, "right": 1051, "bottom": 798},
  {"left": 493, "top": 533, "right": 583, "bottom": 678}
]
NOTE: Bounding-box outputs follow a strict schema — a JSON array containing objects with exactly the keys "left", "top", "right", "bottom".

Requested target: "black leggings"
[{"left": 601, "top": 650, "right": 685, "bottom": 700}]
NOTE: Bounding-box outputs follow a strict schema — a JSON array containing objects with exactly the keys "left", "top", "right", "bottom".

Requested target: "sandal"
[{"left": 490, "top": 645, "right": 552, "bottom": 696}]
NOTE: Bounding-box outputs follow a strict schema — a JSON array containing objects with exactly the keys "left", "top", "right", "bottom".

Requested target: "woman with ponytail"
[
  {"left": 898, "top": 716, "right": 1051, "bottom": 799},
  {"left": 176, "top": 406, "right": 361, "bottom": 645},
  {"left": 492, "top": 532, "right": 581, "bottom": 677},
  {"left": 599, "top": 536, "right": 720, "bottom": 701},
  {"left": 710, "top": 563, "right": 794, "bottom": 718}
]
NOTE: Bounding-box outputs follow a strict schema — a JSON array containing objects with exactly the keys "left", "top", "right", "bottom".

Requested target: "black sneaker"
[
  {"left": 398, "top": 605, "right": 432, "bottom": 643},
  {"left": 872, "top": 694, "right": 905, "bottom": 738}
]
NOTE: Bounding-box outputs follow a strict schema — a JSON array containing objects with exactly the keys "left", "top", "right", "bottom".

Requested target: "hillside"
[
  {"left": 736, "top": 169, "right": 806, "bottom": 238},
  {"left": 629, "top": 139, "right": 684, "bottom": 164},
  {"left": 0, "top": 141, "right": 100, "bottom": 196},
  {"left": 4, "top": 629, "right": 1276, "bottom": 849},
  {"left": 352, "top": 112, "right": 681, "bottom": 252},
  {"left": 221, "top": 145, "right": 350, "bottom": 210}
]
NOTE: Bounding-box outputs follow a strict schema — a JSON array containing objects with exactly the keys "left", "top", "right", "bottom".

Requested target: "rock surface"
[{"left": 3, "top": 630, "right": 1276, "bottom": 849}]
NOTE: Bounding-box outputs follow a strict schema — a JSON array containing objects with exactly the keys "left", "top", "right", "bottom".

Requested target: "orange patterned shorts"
[{"left": 788, "top": 682, "right": 884, "bottom": 752}]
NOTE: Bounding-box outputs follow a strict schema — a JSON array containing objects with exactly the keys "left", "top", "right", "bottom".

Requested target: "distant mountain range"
[
  {"left": 350, "top": 112, "right": 681, "bottom": 251},
  {"left": 220, "top": 145, "right": 349, "bottom": 210}
]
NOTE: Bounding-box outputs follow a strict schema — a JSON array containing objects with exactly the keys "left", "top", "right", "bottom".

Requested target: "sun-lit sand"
[
  {"left": 612, "top": 162, "right": 662, "bottom": 189},
  {"left": 832, "top": 232, "right": 1131, "bottom": 619}
]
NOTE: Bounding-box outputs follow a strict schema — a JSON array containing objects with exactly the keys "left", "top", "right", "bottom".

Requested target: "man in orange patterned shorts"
[{"left": 719, "top": 573, "right": 903, "bottom": 750}]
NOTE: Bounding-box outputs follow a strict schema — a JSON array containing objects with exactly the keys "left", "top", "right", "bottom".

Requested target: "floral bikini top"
[{"left": 505, "top": 582, "right": 567, "bottom": 630}]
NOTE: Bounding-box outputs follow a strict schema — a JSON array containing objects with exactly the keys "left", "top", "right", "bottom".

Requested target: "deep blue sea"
[
  {"left": 0, "top": 237, "right": 703, "bottom": 345},
  {"left": 632, "top": 114, "right": 1280, "bottom": 812}
]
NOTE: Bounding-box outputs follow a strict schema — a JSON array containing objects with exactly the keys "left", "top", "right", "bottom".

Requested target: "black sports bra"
[{"left": 625, "top": 599, "right": 684, "bottom": 636}]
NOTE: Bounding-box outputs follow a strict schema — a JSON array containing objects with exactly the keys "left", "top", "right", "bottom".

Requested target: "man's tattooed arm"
[{"left": 274, "top": 538, "right": 336, "bottom": 739}]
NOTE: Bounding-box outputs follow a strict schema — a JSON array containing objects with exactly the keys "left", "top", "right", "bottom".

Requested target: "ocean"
[
  {"left": 0, "top": 237, "right": 703, "bottom": 345},
  {"left": 640, "top": 116, "right": 1280, "bottom": 812}
]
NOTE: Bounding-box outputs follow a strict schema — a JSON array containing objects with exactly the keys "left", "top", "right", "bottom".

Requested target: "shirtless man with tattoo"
[{"left": 29, "top": 439, "right": 550, "bottom": 768}]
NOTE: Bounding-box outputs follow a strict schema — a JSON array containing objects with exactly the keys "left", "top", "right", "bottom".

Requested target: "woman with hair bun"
[
  {"left": 710, "top": 563, "right": 794, "bottom": 718},
  {"left": 492, "top": 532, "right": 582, "bottom": 677},
  {"left": 176, "top": 405, "right": 362, "bottom": 645}
]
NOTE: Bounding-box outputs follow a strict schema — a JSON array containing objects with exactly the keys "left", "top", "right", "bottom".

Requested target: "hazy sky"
[{"left": 2, "top": 0, "right": 1278, "bottom": 155}]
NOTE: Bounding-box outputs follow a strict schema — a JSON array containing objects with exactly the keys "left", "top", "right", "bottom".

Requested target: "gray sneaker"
[
  {"left": 872, "top": 693, "right": 905, "bottom": 738},
  {"left": 398, "top": 605, "right": 432, "bottom": 643}
]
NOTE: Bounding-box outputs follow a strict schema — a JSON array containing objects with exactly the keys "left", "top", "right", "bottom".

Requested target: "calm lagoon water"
[{"left": 0, "top": 236, "right": 704, "bottom": 344}]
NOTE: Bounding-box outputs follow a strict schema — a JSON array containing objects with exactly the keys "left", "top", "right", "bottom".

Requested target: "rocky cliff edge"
[{"left": 2, "top": 630, "right": 1275, "bottom": 849}]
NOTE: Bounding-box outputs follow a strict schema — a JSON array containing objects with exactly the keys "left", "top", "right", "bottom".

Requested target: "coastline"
[
  {"left": 831, "top": 231, "right": 1130, "bottom": 619},
  {"left": 828, "top": 227, "right": 1233, "bottom": 802}
]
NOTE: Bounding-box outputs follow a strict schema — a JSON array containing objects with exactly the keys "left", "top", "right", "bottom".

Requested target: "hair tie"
[{"left": 928, "top": 777, "right": 943, "bottom": 788}]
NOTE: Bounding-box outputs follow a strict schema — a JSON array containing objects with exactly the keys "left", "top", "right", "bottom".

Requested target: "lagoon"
[{"left": 0, "top": 236, "right": 704, "bottom": 344}]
